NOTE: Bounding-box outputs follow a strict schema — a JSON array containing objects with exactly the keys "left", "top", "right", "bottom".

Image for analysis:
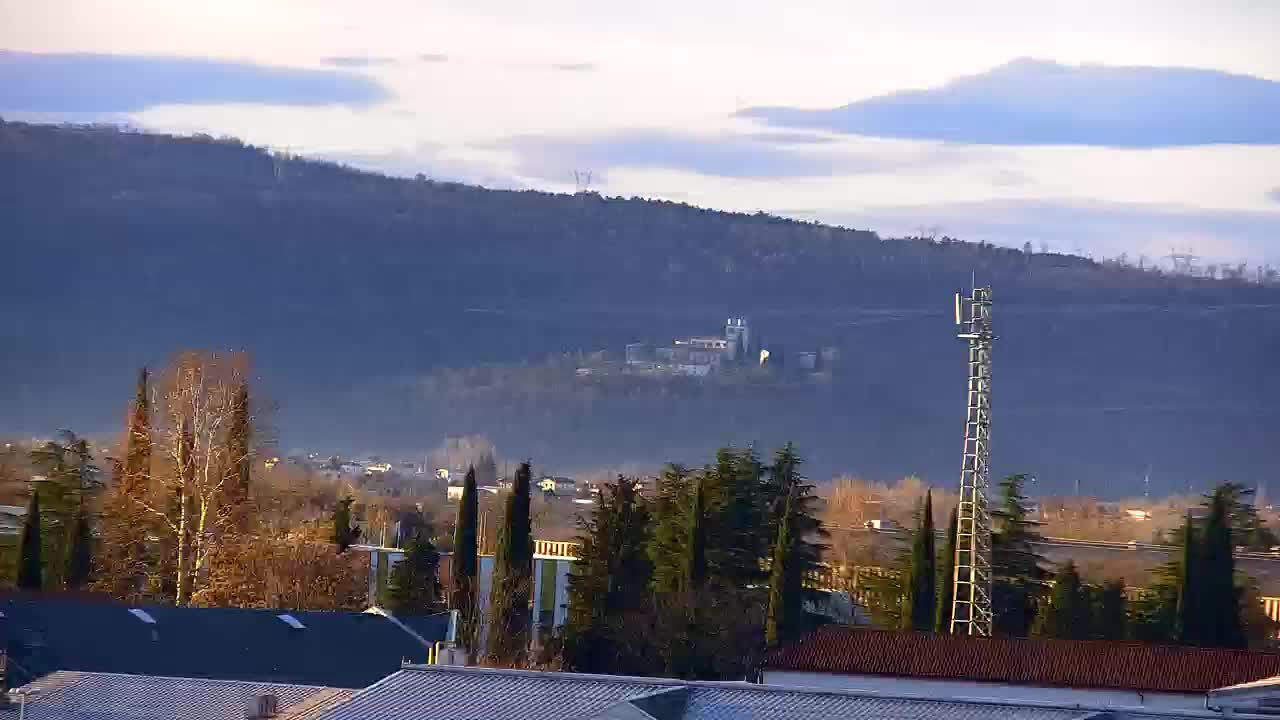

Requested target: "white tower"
[{"left": 951, "top": 286, "right": 994, "bottom": 636}]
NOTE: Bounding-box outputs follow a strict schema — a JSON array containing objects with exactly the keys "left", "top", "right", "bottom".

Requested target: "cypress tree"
[
  {"left": 1201, "top": 487, "right": 1244, "bottom": 648},
  {"left": 1096, "top": 579, "right": 1128, "bottom": 641},
  {"left": 223, "top": 381, "right": 252, "bottom": 533},
  {"left": 18, "top": 491, "right": 42, "bottom": 590},
  {"left": 936, "top": 507, "right": 958, "bottom": 632},
  {"left": 487, "top": 461, "right": 533, "bottom": 666},
  {"left": 563, "top": 476, "right": 653, "bottom": 673},
  {"left": 765, "top": 491, "right": 796, "bottom": 647},
  {"left": 332, "top": 496, "right": 360, "bottom": 552},
  {"left": 650, "top": 465, "right": 693, "bottom": 594},
  {"left": 386, "top": 532, "right": 443, "bottom": 615},
  {"left": 684, "top": 477, "right": 708, "bottom": 592},
  {"left": 97, "top": 367, "right": 152, "bottom": 599},
  {"left": 702, "top": 448, "right": 767, "bottom": 589},
  {"left": 451, "top": 465, "right": 479, "bottom": 652},
  {"left": 65, "top": 508, "right": 92, "bottom": 590},
  {"left": 1033, "top": 561, "right": 1090, "bottom": 640},
  {"left": 764, "top": 444, "right": 825, "bottom": 647},
  {"left": 905, "top": 491, "right": 937, "bottom": 631},
  {"left": 1176, "top": 514, "right": 1200, "bottom": 645}
]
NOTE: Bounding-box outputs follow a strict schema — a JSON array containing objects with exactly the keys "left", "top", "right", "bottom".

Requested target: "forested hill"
[{"left": 3, "top": 120, "right": 1278, "bottom": 494}]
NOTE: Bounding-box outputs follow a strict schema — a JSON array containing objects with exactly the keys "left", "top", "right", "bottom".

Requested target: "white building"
[{"left": 537, "top": 476, "right": 576, "bottom": 495}]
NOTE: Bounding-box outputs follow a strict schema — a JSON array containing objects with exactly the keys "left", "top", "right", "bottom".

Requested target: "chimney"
[{"left": 245, "top": 693, "right": 279, "bottom": 719}]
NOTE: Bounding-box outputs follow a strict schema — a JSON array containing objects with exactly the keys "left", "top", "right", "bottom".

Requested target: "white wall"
[{"left": 760, "top": 671, "right": 1203, "bottom": 711}]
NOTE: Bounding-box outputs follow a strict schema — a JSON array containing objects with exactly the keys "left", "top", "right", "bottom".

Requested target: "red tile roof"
[{"left": 764, "top": 626, "right": 1280, "bottom": 694}]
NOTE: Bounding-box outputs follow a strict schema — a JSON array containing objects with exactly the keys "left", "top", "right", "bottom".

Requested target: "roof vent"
[
  {"left": 245, "top": 692, "right": 279, "bottom": 719},
  {"left": 276, "top": 613, "right": 305, "bottom": 630},
  {"left": 129, "top": 608, "right": 157, "bottom": 624}
]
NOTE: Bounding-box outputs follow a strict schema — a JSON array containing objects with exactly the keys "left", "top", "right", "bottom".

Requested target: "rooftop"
[
  {"left": 763, "top": 626, "right": 1280, "bottom": 694},
  {"left": 3, "top": 671, "right": 352, "bottom": 720},
  {"left": 0, "top": 596, "right": 451, "bottom": 688},
  {"left": 311, "top": 665, "right": 1144, "bottom": 720}
]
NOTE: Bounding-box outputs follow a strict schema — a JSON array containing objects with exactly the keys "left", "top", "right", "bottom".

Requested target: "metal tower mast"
[{"left": 951, "top": 286, "right": 994, "bottom": 636}]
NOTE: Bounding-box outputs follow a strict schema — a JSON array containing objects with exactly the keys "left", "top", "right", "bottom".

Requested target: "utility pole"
[{"left": 951, "top": 286, "right": 995, "bottom": 636}]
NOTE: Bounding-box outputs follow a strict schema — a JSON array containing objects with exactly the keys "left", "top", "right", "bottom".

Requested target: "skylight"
[
  {"left": 277, "top": 613, "right": 306, "bottom": 629},
  {"left": 129, "top": 608, "right": 157, "bottom": 624}
]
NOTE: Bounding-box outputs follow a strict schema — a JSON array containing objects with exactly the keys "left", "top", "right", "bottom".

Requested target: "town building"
[
  {"left": 538, "top": 476, "right": 577, "bottom": 495},
  {"left": 760, "top": 625, "right": 1280, "bottom": 711}
]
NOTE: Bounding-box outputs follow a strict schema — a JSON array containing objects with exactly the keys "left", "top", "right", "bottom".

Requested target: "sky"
[{"left": 3, "top": 0, "right": 1279, "bottom": 267}]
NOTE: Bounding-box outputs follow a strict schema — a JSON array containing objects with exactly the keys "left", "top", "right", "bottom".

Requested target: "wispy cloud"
[
  {"left": 499, "top": 128, "right": 990, "bottom": 182},
  {"left": 740, "top": 58, "right": 1280, "bottom": 148},
  {"left": 0, "top": 51, "right": 389, "bottom": 113},
  {"left": 551, "top": 62, "right": 595, "bottom": 72},
  {"left": 320, "top": 55, "right": 397, "bottom": 68},
  {"left": 419, "top": 53, "right": 449, "bottom": 63}
]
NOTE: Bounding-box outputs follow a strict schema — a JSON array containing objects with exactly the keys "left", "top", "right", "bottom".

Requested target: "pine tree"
[
  {"left": 650, "top": 465, "right": 694, "bottom": 594},
  {"left": 487, "top": 461, "right": 533, "bottom": 666},
  {"left": 703, "top": 448, "right": 768, "bottom": 589},
  {"left": 936, "top": 507, "right": 958, "bottom": 632},
  {"left": 451, "top": 465, "right": 480, "bottom": 652},
  {"left": 95, "top": 368, "right": 154, "bottom": 600},
  {"left": 1033, "top": 561, "right": 1090, "bottom": 640},
  {"left": 332, "top": 496, "right": 360, "bottom": 552},
  {"left": 386, "top": 531, "right": 443, "bottom": 615},
  {"left": 1201, "top": 486, "right": 1245, "bottom": 648},
  {"left": 904, "top": 491, "right": 937, "bottom": 631},
  {"left": 18, "top": 491, "right": 42, "bottom": 590},
  {"left": 563, "top": 476, "right": 653, "bottom": 673},
  {"left": 1176, "top": 514, "right": 1200, "bottom": 645},
  {"left": 992, "top": 474, "right": 1046, "bottom": 636},
  {"left": 65, "top": 508, "right": 93, "bottom": 590},
  {"left": 1096, "top": 579, "right": 1128, "bottom": 641}
]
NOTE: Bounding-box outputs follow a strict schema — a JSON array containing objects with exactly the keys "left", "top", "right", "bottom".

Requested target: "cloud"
[
  {"left": 739, "top": 58, "right": 1280, "bottom": 147},
  {"left": 0, "top": 51, "right": 389, "bottom": 113},
  {"left": 321, "top": 55, "right": 397, "bottom": 68},
  {"left": 419, "top": 53, "right": 450, "bottom": 63},
  {"left": 499, "top": 128, "right": 989, "bottom": 182},
  {"left": 1268, "top": 188, "right": 1280, "bottom": 204},
  {"left": 551, "top": 62, "right": 596, "bottom": 72},
  {"left": 821, "top": 199, "right": 1280, "bottom": 265}
]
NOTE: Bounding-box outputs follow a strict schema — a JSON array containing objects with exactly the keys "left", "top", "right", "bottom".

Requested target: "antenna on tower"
[{"left": 951, "top": 285, "right": 995, "bottom": 637}]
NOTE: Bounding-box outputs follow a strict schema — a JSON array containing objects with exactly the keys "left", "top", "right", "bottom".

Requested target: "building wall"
[{"left": 760, "top": 671, "right": 1202, "bottom": 710}]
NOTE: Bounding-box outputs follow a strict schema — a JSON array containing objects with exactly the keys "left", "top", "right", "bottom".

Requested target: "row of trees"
[{"left": 885, "top": 475, "right": 1268, "bottom": 648}]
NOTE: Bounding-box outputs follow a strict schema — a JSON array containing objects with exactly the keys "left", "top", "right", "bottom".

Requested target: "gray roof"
[
  {"left": 3, "top": 671, "right": 352, "bottom": 720},
  {"left": 314, "top": 666, "right": 1098, "bottom": 720},
  {"left": 0, "top": 597, "right": 451, "bottom": 688}
]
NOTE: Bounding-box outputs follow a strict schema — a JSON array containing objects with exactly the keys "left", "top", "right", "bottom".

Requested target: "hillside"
[{"left": 1, "top": 120, "right": 1277, "bottom": 493}]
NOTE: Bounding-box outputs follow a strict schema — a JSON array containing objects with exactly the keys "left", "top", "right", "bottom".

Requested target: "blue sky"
[{"left": 2, "top": 0, "right": 1278, "bottom": 266}]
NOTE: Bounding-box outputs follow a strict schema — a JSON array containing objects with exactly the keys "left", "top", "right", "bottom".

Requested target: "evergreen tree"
[
  {"left": 650, "top": 465, "right": 694, "bottom": 594},
  {"left": 332, "top": 496, "right": 360, "bottom": 552},
  {"left": 703, "top": 448, "right": 767, "bottom": 589},
  {"left": 763, "top": 444, "right": 825, "bottom": 646},
  {"left": 386, "top": 532, "right": 443, "bottom": 615},
  {"left": 684, "top": 476, "right": 708, "bottom": 592},
  {"left": 65, "top": 508, "right": 93, "bottom": 590},
  {"left": 1201, "top": 486, "right": 1245, "bottom": 648},
  {"left": 563, "top": 476, "right": 654, "bottom": 673},
  {"left": 222, "top": 381, "right": 252, "bottom": 533},
  {"left": 1176, "top": 514, "right": 1200, "bottom": 645},
  {"left": 1032, "top": 561, "right": 1090, "bottom": 640},
  {"left": 95, "top": 368, "right": 154, "bottom": 600},
  {"left": 904, "top": 491, "right": 937, "bottom": 631},
  {"left": 18, "top": 491, "right": 42, "bottom": 590},
  {"left": 487, "top": 461, "right": 533, "bottom": 666},
  {"left": 451, "top": 465, "right": 479, "bottom": 652},
  {"left": 936, "top": 507, "right": 958, "bottom": 632},
  {"left": 765, "top": 491, "right": 797, "bottom": 647},
  {"left": 29, "top": 431, "right": 99, "bottom": 589},
  {"left": 1095, "top": 579, "right": 1128, "bottom": 641},
  {"left": 991, "top": 474, "right": 1047, "bottom": 636}
]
